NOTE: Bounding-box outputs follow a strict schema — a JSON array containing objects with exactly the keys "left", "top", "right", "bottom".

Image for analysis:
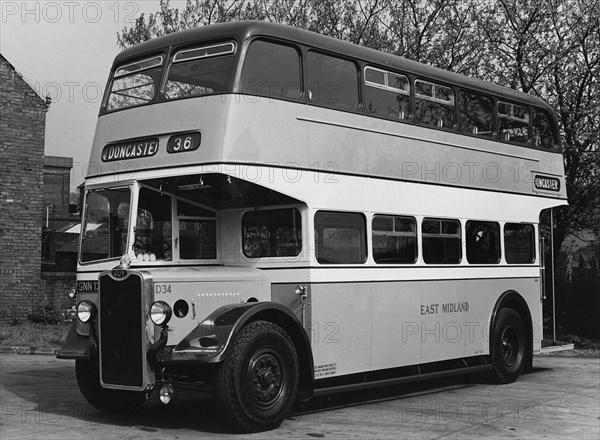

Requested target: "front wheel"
[
  {"left": 490, "top": 308, "right": 527, "bottom": 383},
  {"left": 75, "top": 359, "right": 146, "bottom": 412},
  {"left": 215, "top": 320, "right": 299, "bottom": 432}
]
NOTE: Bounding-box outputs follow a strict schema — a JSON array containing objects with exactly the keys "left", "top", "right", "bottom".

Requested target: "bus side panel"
[
  {"left": 310, "top": 282, "right": 371, "bottom": 379},
  {"left": 370, "top": 281, "right": 421, "bottom": 371},
  {"left": 306, "top": 106, "right": 368, "bottom": 175},
  {"left": 223, "top": 99, "right": 309, "bottom": 167},
  {"left": 420, "top": 279, "right": 467, "bottom": 364}
]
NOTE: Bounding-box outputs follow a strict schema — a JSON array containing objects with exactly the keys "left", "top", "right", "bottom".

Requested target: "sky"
[{"left": 1, "top": 0, "right": 188, "bottom": 191}]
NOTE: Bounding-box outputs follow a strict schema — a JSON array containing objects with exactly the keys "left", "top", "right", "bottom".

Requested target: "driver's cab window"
[{"left": 134, "top": 187, "right": 172, "bottom": 261}]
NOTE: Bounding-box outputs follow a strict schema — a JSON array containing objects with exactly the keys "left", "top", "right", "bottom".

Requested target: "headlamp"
[{"left": 150, "top": 301, "right": 172, "bottom": 326}]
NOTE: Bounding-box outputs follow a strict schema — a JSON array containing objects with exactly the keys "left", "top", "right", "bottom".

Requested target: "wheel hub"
[{"left": 248, "top": 351, "right": 284, "bottom": 406}]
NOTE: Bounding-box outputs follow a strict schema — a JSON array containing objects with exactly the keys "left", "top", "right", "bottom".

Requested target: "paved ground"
[{"left": 0, "top": 354, "right": 598, "bottom": 439}]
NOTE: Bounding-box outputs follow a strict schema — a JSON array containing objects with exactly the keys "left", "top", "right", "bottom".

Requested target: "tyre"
[
  {"left": 75, "top": 359, "right": 146, "bottom": 412},
  {"left": 215, "top": 320, "right": 299, "bottom": 432},
  {"left": 490, "top": 308, "right": 527, "bottom": 383}
]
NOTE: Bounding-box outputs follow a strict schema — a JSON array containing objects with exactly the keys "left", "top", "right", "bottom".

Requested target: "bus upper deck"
[{"left": 88, "top": 21, "right": 566, "bottom": 201}]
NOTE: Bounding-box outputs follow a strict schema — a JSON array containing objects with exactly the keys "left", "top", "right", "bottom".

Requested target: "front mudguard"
[
  {"left": 160, "top": 301, "right": 315, "bottom": 400},
  {"left": 162, "top": 302, "right": 305, "bottom": 363},
  {"left": 56, "top": 321, "right": 91, "bottom": 360}
]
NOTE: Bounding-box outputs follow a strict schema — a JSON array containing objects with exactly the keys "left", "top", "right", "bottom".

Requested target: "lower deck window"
[
  {"left": 422, "top": 218, "right": 462, "bottom": 264},
  {"left": 372, "top": 215, "right": 417, "bottom": 263},
  {"left": 242, "top": 208, "right": 302, "bottom": 258},
  {"left": 466, "top": 221, "right": 501, "bottom": 264},
  {"left": 315, "top": 211, "right": 366, "bottom": 264},
  {"left": 504, "top": 223, "right": 535, "bottom": 264}
]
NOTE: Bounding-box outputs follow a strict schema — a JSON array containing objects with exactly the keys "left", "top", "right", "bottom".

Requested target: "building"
[
  {"left": 43, "top": 155, "right": 74, "bottom": 228},
  {"left": 0, "top": 54, "right": 49, "bottom": 325}
]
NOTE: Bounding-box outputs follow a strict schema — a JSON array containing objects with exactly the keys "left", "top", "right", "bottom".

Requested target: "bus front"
[{"left": 58, "top": 24, "right": 313, "bottom": 433}]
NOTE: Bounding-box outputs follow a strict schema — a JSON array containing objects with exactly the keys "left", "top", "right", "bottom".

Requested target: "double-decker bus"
[{"left": 58, "top": 21, "right": 567, "bottom": 432}]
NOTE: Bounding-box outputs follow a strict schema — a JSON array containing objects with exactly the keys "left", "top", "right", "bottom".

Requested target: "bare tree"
[{"left": 116, "top": 0, "right": 600, "bottom": 254}]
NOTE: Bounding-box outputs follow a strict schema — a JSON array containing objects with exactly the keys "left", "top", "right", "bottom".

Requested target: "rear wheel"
[
  {"left": 215, "top": 320, "right": 299, "bottom": 432},
  {"left": 490, "top": 308, "right": 527, "bottom": 383},
  {"left": 75, "top": 359, "right": 146, "bottom": 412}
]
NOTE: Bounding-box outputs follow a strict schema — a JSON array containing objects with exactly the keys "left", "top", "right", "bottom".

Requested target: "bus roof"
[{"left": 114, "top": 21, "right": 554, "bottom": 114}]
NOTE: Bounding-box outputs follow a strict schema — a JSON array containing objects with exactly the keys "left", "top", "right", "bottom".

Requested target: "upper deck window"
[
  {"left": 498, "top": 101, "right": 529, "bottom": 144},
  {"left": 364, "top": 66, "right": 410, "bottom": 120},
  {"left": 414, "top": 80, "right": 455, "bottom": 128},
  {"left": 532, "top": 109, "right": 556, "bottom": 149},
  {"left": 105, "top": 55, "right": 164, "bottom": 112},
  {"left": 164, "top": 41, "right": 237, "bottom": 100},
  {"left": 306, "top": 52, "right": 359, "bottom": 111},
  {"left": 240, "top": 40, "right": 302, "bottom": 101},
  {"left": 458, "top": 91, "right": 494, "bottom": 137}
]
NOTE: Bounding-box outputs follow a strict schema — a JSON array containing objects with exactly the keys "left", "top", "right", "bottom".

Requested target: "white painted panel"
[
  {"left": 310, "top": 283, "right": 372, "bottom": 378},
  {"left": 370, "top": 281, "right": 421, "bottom": 370},
  {"left": 420, "top": 280, "right": 467, "bottom": 363}
]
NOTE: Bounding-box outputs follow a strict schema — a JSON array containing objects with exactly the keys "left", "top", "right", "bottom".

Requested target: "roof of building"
[{"left": 0, "top": 53, "right": 47, "bottom": 105}]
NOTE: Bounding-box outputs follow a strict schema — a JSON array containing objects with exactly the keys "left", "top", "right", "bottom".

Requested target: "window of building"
[
  {"left": 532, "top": 108, "right": 556, "bottom": 149},
  {"left": 240, "top": 40, "right": 302, "bottom": 101},
  {"left": 466, "top": 221, "right": 500, "bottom": 264},
  {"left": 315, "top": 211, "right": 366, "bottom": 264},
  {"left": 498, "top": 101, "right": 529, "bottom": 144},
  {"left": 306, "top": 52, "right": 359, "bottom": 111},
  {"left": 414, "top": 80, "right": 455, "bottom": 128},
  {"left": 372, "top": 215, "right": 417, "bottom": 263},
  {"left": 458, "top": 91, "right": 494, "bottom": 137},
  {"left": 177, "top": 200, "right": 216, "bottom": 260},
  {"left": 364, "top": 66, "right": 410, "bottom": 120},
  {"left": 422, "top": 218, "right": 462, "bottom": 264},
  {"left": 243, "top": 208, "right": 302, "bottom": 258},
  {"left": 504, "top": 223, "right": 535, "bottom": 264}
]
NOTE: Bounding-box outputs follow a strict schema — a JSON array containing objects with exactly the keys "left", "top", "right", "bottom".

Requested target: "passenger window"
[
  {"left": 458, "top": 91, "right": 493, "bottom": 136},
  {"left": 466, "top": 221, "right": 500, "bottom": 264},
  {"left": 243, "top": 209, "right": 302, "bottom": 258},
  {"left": 532, "top": 109, "right": 556, "bottom": 149},
  {"left": 177, "top": 200, "right": 216, "bottom": 260},
  {"left": 414, "top": 80, "right": 455, "bottom": 128},
  {"left": 306, "top": 52, "right": 359, "bottom": 111},
  {"left": 498, "top": 101, "right": 529, "bottom": 143},
  {"left": 315, "top": 211, "right": 366, "bottom": 264},
  {"left": 422, "top": 218, "right": 461, "bottom": 264},
  {"left": 504, "top": 223, "right": 535, "bottom": 264},
  {"left": 364, "top": 66, "right": 410, "bottom": 120},
  {"left": 164, "top": 42, "right": 237, "bottom": 100},
  {"left": 240, "top": 40, "right": 301, "bottom": 101},
  {"left": 372, "top": 215, "right": 417, "bottom": 263}
]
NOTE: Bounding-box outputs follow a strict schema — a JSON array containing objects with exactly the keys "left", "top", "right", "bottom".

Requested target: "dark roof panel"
[{"left": 113, "top": 21, "right": 554, "bottom": 113}]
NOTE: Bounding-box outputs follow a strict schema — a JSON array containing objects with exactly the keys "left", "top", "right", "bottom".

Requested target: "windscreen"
[{"left": 80, "top": 187, "right": 132, "bottom": 263}]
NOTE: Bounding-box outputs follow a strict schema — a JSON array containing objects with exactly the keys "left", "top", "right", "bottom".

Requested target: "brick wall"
[
  {"left": 0, "top": 55, "right": 48, "bottom": 325},
  {"left": 41, "top": 272, "right": 77, "bottom": 318}
]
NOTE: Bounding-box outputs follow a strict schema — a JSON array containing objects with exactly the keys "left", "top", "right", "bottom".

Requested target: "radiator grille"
[{"left": 99, "top": 273, "right": 144, "bottom": 388}]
